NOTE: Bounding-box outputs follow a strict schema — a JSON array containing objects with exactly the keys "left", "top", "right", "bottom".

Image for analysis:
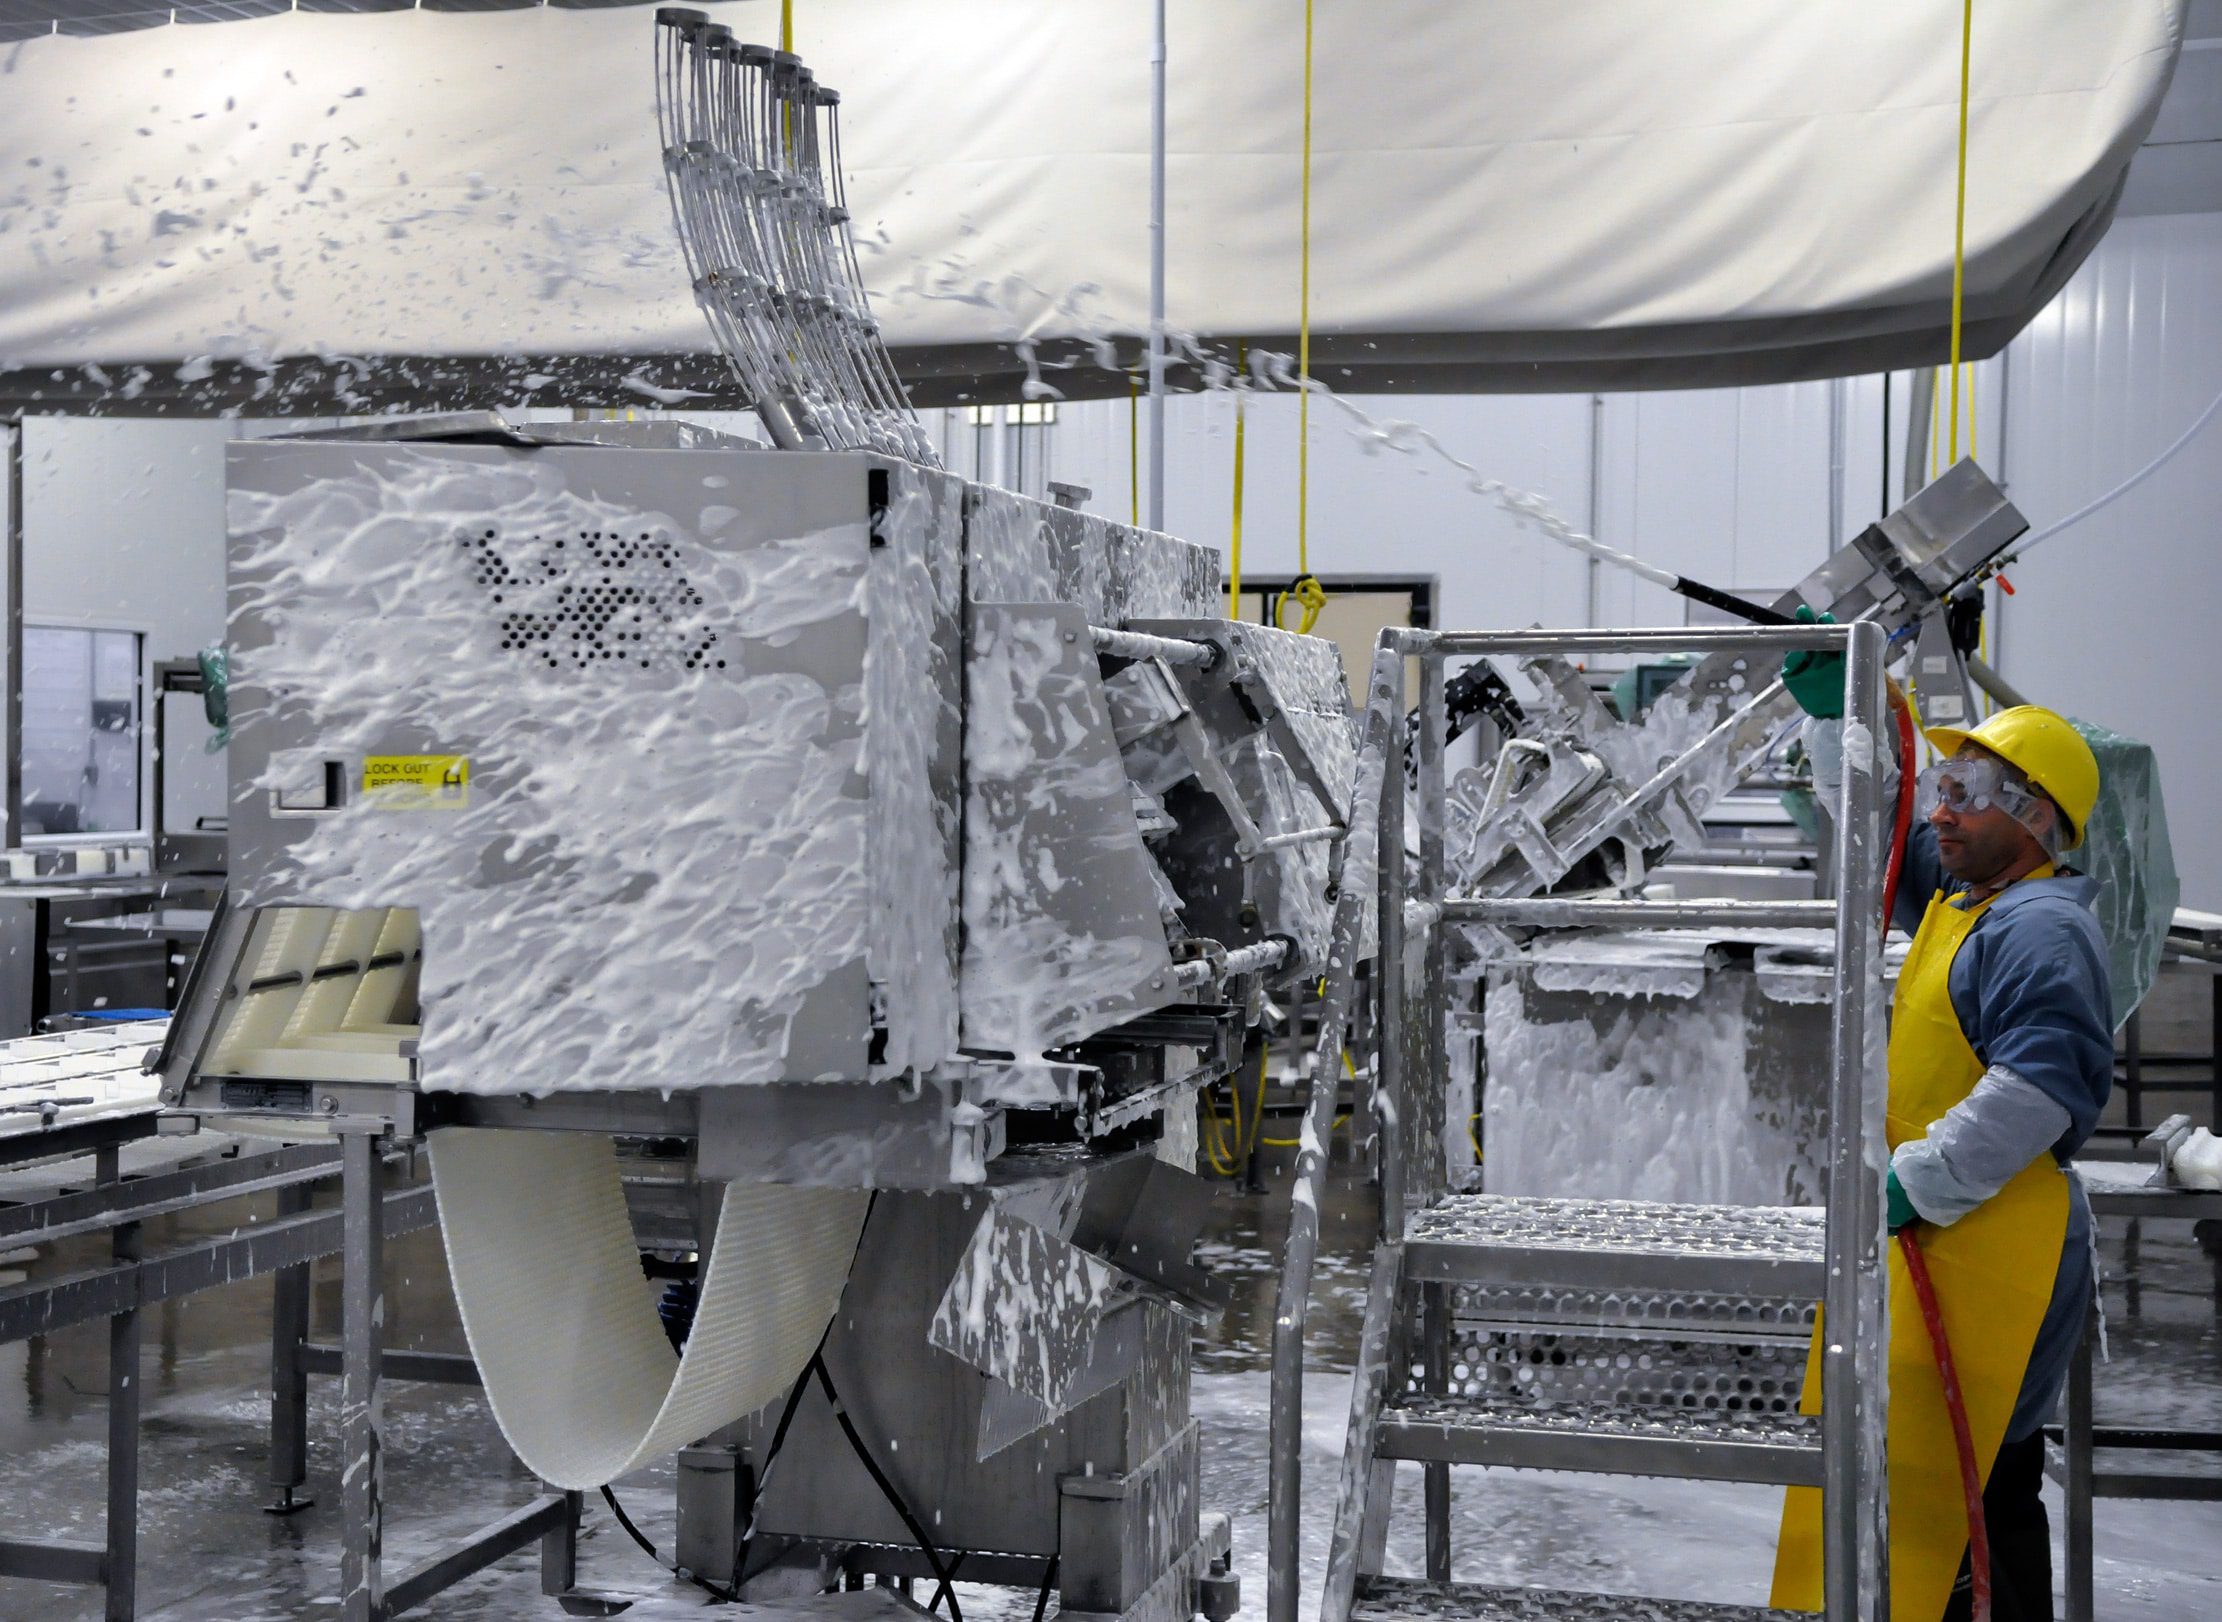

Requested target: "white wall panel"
[{"left": 1992, "top": 210, "right": 2222, "bottom": 906}]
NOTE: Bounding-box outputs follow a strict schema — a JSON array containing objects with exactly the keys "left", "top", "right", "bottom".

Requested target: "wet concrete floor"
[{"left": 0, "top": 1142, "right": 2216, "bottom": 1619}]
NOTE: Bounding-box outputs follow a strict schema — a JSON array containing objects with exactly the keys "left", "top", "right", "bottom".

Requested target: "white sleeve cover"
[
  {"left": 1891, "top": 1065, "right": 2071, "bottom": 1227},
  {"left": 1802, "top": 714, "right": 1900, "bottom": 826}
]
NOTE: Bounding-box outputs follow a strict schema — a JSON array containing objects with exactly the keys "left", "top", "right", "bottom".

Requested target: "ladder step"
[
  {"left": 1353, "top": 1576, "right": 1805, "bottom": 1622},
  {"left": 1376, "top": 1391, "right": 1821, "bottom": 1486},
  {"left": 1405, "top": 1194, "right": 1824, "bottom": 1299}
]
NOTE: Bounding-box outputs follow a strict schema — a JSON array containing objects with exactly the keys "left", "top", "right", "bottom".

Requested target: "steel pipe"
[
  {"left": 1089, "top": 624, "right": 1217, "bottom": 669},
  {"left": 1171, "top": 939, "right": 1289, "bottom": 987},
  {"left": 1401, "top": 623, "right": 1858, "bottom": 659},
  {"left": 1253, "top": 823, "right": 1341, "bottom": 853},
  {"left": 1439, "top": 897, "right": 1839, "bottom": 930}
]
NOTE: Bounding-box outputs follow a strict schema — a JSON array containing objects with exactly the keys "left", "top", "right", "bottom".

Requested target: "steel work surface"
[{"left": 0, "top": 1147, "right": 2214, "bottom": 1618}]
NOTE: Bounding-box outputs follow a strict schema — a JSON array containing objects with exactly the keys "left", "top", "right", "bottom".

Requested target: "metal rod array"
[{"left": 655, "top": 8, "right": 935, "bottom": 463}]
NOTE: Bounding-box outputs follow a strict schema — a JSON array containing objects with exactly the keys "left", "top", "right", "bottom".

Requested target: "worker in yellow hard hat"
[{"left": 1776, "top": 633, "right": 2111, "bottom": 1622}]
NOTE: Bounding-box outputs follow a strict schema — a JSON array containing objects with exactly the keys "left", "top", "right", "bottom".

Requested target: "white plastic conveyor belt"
[{"left": 428, "top": 1127, "right": 868, "bottom": 1490}]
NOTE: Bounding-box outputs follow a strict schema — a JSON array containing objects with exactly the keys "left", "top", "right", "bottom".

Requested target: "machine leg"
[
  {"left": 2064, "top": 1302, "right": 2095, "bottom": 1622},
  {"left": 1421, "top": 1282, "right": 1450, "bottom": 1582},
  {"left": 267, "top": 1180, "right": 315, "bottom": 1513},
  {"left": 339, "top": 1130, "right": 386, "bottom": 1622},
  {"left": 540, "top": 1490, "right": 581, "bottom": 1596},
  {"left": 2210, "top": 970, "right": 2220, "bottom": 1130},
  {"left": 103, "top": 1167, "right": 140, "bottom": 1622},
  {"left": 2122, "top": 1009, "right": 2143, "bottom": 1131}
]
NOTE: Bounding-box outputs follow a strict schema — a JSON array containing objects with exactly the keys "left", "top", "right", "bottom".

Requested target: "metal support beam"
[
  {"left": 1821, "top": 619, "right": 1889, "bottom": 1622},
  {"left": 2065, "top": 1304, "right": 2095, "bottom": 1622},
  {"left": 382, "top": 1494, "right": 571, "bottom": 1619},
  {"left": 0, "top": 1182, "right": 437, "bottom": 1345},
  {"left": 5, "top": 416, "right": 23, "bottom": 846},
  {"left": 340, "top": 1130, "right": 385, "bottom": 1622},
  {"left": 0, "top": 1142, "right": 341, "bottom": 1247},
  {"left": 268, "top": 1180, "right": 315, "bottom": 1514},
  {"left": 104, "top": 1195, "right": 141, "bottom": 1622}
]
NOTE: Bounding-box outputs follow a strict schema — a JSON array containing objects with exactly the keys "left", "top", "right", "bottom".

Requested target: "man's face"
[{"left": 1927, "top": 747, "right": 2047, "bottom": 885}]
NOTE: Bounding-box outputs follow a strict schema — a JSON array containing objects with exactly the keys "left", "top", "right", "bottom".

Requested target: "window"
[{"left": 21, "top": 626, "right": 143, "bottom": 837}]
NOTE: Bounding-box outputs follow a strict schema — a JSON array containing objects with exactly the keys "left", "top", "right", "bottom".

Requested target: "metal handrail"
[{"left": 1268, "top": 620, "right": 1891, "bottom": 1622}]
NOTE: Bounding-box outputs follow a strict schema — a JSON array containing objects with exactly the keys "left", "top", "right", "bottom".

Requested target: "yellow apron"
[{"left": 1771, "top": 874, "right": 2071, "bottom": 1618}]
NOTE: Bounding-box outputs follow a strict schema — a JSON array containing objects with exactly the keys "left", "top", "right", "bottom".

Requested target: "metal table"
[
  {"left": 2116, "top": 907, "right": 2222, "bottom": 1130},
  {"left": 2053, "top": 1155, "right": 2222, "bottom": 1622}
]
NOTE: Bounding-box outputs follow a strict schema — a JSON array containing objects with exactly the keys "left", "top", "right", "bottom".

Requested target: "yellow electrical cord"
[
  {"left": 1230, "top": 344, "right": 1247, "bottom": 618},
  {"left": 1948, "top": 0, "right": 1973, "bottom": 462}
]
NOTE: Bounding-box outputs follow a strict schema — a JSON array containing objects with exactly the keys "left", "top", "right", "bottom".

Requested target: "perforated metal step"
[
  {"left": 1376, "top": 1385, "right": 1820, "bottom": 1485},
  {"left": 1404, "top": 1194, "right": 1824, "bottom": 1300},
  {"left": 1453, "top": 1281, "right": 1816, "bottom": 1345},
  {"left": 1353, "top": 1576, "right": 1803, "bottom": 1622}
]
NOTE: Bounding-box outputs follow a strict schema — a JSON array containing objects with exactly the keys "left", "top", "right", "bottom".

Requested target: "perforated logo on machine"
[{"left": 458, "top": 526, "right": 726, "bottom": 673}]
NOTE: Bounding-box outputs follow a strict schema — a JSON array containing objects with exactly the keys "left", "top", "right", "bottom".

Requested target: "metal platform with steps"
[{"left": 1267, "top": 623, "right": 1897, "bottom": 1622}]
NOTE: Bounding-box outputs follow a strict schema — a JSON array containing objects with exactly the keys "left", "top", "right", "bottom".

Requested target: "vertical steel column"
[
  {"left": 102, "top": 1154, "right": 140, "bottom": 1622},
  {"left": 1415, "top": 652, "right": 1451, "bottom": 1577},
  {"left": 339, "top": 1131, "right": 386, "bottom": 1622},
  {"left": 1267, "top": 637, "right": 1401, "bottom": 1622},
  {"left": 2064, "top": 1306, "right": 2095, "bottom": 1622},
  {"left": 5, "top": 418, "right": 23, "bottom": 846},
  {"left": 267, "top": 1180, "right": 315, "bottom": 1513},
  {"left": 1375, "top": 658, "right": 1408, "bottom": 1241},
  {"left": 1821, "top": 619, "right": 1889, "bottom": 1622},
  {"left": 1145, "top": 0, "right": 1167, "bottom": 531},
  {"left": 540, "top": 1491, "right": 582, "bottom": 1598}
]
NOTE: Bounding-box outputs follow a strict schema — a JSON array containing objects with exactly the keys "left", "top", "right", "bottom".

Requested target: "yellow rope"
[
  {"left": 1296, "top": 0, "right": 1316, "bottom": 579},
  {"left": 1230, "top": 345, "right": 1247, "bottom": 618},
  {"left": 1948, "top": 0, "right": 1973, "bottom": 462}
]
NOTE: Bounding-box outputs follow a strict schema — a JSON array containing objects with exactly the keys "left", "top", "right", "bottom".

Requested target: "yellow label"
[{"left": 362, "top": 754, "right": 470, "bottom": 811}]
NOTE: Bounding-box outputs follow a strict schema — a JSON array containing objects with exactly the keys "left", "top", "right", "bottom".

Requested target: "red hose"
[
  {"left": 1879, "top": 685, "right": 1918, "bottom": 937},
  {"left": 1898, "top": 1227, "right": 1993, "bottom": 1622},
  {"left": 1881, "top": 686, "right": 1989, "bottom": 1618}
]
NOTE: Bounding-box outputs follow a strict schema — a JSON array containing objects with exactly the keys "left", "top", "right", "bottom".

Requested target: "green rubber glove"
[
  {"left": 1886, "top": 1164, "right": 1917, "bottom": 1234},
  {"left": 1780, "top": 605, "right": 1845, "bottom": 719}
]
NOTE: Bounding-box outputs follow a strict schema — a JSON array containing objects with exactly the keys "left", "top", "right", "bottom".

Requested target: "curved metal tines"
[{"left": 653, "top": 11, "right": 933, "bottom": 463}]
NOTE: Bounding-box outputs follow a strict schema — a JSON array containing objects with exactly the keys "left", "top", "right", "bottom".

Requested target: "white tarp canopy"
[{"left": 0, "top": 0, "right": 2188, "bottom": 410}]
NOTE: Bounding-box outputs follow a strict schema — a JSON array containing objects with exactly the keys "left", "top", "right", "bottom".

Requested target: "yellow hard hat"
[{"left": 1925, "top": 705, "right": 2100, "bottom": 849}]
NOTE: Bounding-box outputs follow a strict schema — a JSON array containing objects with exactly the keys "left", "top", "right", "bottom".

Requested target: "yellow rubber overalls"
[{"left": 1772, "top": 870, "right": 2072, "bottom": 1618}]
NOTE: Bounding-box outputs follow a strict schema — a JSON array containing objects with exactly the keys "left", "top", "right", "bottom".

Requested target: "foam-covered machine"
[{"left": 152, "top": 16, "right": 1358, "bottom": 1618}]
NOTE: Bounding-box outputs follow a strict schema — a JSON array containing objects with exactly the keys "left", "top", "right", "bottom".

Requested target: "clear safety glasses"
[{"left": 1913, "top": 753, "right": 2044, "bottom": 825}]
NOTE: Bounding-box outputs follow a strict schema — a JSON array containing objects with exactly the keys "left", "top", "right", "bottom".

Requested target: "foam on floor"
[{"left": 427, "top": 1127, "right": 866, "bottom": 1489}]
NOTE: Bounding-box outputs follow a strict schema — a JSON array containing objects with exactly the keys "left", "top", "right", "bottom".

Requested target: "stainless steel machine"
[
  {"left": 141, "top": 13, "right": 1362, "bottom": 1617},
  {"left": 149, "top": 413, "right": 1351, "bottom": 1620}
]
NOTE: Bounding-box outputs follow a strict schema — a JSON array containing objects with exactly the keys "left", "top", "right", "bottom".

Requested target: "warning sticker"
[{"left": 362, "top": 755, "right": 471, "bottom": 811}]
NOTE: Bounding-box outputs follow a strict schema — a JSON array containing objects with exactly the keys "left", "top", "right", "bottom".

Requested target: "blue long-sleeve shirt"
[
  {"left": 1891, "top": 819, "right": 2114, "bottom": 1438},
  {"left": 1892, "top": 821, "right": 2115, "bottom": 1150}
]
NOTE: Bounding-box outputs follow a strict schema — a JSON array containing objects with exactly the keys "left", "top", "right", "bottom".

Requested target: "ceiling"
[{"left": 0, "top": 0, "right": 662, "bottom": 44}]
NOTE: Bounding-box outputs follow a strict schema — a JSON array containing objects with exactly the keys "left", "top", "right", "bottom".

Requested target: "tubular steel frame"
[{"left": 1268, "top": 620, "right": 1891, "bottom": 1622}]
